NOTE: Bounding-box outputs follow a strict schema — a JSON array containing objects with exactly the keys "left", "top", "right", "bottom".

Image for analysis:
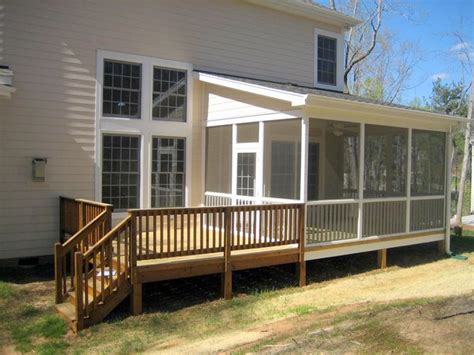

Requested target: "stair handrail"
[
  {"left": 55, "top": 197, "right": 113, "bottom": 304},
  {"left": 77, "top": 215, "right": 134, "bottom": 324}
]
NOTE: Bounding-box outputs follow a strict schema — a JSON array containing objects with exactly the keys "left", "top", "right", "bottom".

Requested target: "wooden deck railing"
[
  {"left": 129, "top": 204, "right": 304, "bottom": 260},
  {"left": 59, "top": 197, "right": 112, "bottom": 243},
  {"left": 55, "top": 197, "right": 113, "bottom": 304}
]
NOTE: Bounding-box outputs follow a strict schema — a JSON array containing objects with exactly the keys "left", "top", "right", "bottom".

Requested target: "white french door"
[{"left": 232, "top": 144, "right": 262, "bottom": 201}]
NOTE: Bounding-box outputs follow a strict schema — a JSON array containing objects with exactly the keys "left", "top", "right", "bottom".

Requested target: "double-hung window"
[
  {"left": 314, "top": 29, "right": 342, "bottom": 91},
  {"left": 317, "top": 35, "right": 337, "bottom": 86},
  {"left": 99, "top": 51, "right": 192, "bottom": 211}
]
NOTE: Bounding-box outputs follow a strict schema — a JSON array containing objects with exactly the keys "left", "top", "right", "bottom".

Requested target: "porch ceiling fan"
[{"left": 328, "top": 123, "right": 358, "bottom": 136}]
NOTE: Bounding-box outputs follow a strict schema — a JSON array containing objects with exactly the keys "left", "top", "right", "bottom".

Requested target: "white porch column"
[
  {"left": 231, "top": 124, "right": 237, "bottom": 205},
  {"left": 406, "top": 128, "right": 412, "bottom": 233},
  {"left": 357, "top": 123, "right": 365, "bottom": 239},
  {"left": 258, "top": 121, "right": 265, "bottom": 204},
  {"left": 300, "top": 117, "right": 309, "bottom": 203}
]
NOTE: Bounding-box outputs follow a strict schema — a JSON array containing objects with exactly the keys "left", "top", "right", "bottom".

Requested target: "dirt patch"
[{"left": 232, "top": 295, "right": 474, "bottom": 354}]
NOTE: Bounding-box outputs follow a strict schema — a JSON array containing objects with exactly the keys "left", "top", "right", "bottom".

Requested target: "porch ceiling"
[{"left": 195, "top": 71, "right": 467, "bottom": 129}]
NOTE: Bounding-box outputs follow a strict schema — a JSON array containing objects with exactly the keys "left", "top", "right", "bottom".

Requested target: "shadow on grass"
[
  {"left": 108, "top": 241, "right": 455, "bottom": 321},
  {"left": 0, "top": 264, "right": 54, "bottom": 284},
  {"left": 451, "top": 234, "right": 474, "bottom": 255}
]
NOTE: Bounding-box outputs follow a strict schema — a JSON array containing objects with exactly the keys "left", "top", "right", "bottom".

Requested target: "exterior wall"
[{"left": 0, "top": 0, "right": 341, "bottom": 258}]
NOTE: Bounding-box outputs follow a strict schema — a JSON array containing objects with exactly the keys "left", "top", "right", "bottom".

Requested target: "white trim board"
[{"left": 305, "top": 233, "right": 444, "bottom": 260}]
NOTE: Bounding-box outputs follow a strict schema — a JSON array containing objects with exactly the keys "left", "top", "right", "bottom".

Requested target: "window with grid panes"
[
  {"left": 151, "top": 137, "right": 186, "bottom": 207},
  {"left": 103, "top": 60, "right": 141, "bottom": 118},
  {"left": 152, "top": 67, "right": 187, "bottom": 122},
  {"left": 102, "top": 135, "right": 140, "bottom": 210},
  {"left": 237, "top": 153, "right": 256, "bottom": 196},
  {"left": 317, "top": 35, "right": 337, "bottom": 86}
]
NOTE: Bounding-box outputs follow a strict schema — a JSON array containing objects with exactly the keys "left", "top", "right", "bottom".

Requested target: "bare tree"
[
  {"left": 344, "top": 0, "right": 383, "bottom": 92},
  {"left": 455, "top": 78, "right": 473, "bottom": 226},
  {"left": 452, "top": 31, "right": 473, "bottom": 226},
  {"left": 329, "top": 0, "right": 336, "bottom": 10}
]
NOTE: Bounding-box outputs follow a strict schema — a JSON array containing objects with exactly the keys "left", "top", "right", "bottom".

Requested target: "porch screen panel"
[
  {"left": 264, "top": 119, "right": 301, "bottom": 200},
  {"left": 411, "top": 130, "right": 446, "bottom": 196},
  {"left": 151, "top": 137, "right": 186, "bottom": 208},
  {"left": 308, "top": 119, "right": 359, "bottom": 200},
  {"left": 102, "top": 135, "right": 140, "bottom": 210},
  {"left": 364, "top": 125, "right": 408, "bottom": 198},
  {"left": 205, "top": 126, "right": 232, "bottom": 194},
  {"left": 237, "top": 123, "right": 259, "bottom": 143}
]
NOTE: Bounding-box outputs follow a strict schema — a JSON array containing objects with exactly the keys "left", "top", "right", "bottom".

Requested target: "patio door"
[{"left": 233, "top": 146, "right": 261, "bottom": 201}]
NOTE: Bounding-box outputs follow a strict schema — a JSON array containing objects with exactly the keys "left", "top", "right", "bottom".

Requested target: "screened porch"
[{"left": 204, "top": 118, "right": 448, "bottom": 246}]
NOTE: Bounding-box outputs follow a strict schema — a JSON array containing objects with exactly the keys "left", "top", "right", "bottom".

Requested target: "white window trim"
[
  {"left": 314, "top": 28, "right": 344, "bottom": 92},
  {"left": 95, "top": 50, "right": 194, "bottom": 211}
]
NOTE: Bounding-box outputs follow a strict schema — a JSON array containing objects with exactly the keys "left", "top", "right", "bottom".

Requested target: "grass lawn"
[{"left": 0, "top": 233, "right": 472, "bottom": 354}]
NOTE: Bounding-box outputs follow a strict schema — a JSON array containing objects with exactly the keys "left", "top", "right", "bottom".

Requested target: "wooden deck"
[{"left": 55, "top": 201, "right": 305, "bottom": 331}]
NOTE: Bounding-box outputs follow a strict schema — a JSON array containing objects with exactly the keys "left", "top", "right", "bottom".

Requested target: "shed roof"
[{"left": 195, "top": 70, "right": 467, "bottom": 126}]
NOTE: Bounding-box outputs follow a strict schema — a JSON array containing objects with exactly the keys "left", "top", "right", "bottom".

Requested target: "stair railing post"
[
  {"left": 105, "top": 205, "right": 113, "bottom": 233},
  {"left": 74, "top": 251, "right": 84, "bottom": 331},
  {"left": 59, "top": 197, "right": 65, "bottom": 243},
  {"left": 54, "top": 243, "right": 63, "bottom": 304},
  {"left": 79, "top": 201, "right": 85, "bottom": 229},
  {"left": 129, "top": 211, "right": 142, "bottom": 315}
]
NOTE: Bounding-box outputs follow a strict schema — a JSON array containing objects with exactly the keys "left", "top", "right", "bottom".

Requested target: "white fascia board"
[
  {"left": 244, "top": 0, "right": 361, "bottom": 28},
  {"left": 195, "top": 72, "right": 307, "bottom": 107},
  {"left": 304, "top": 94, "right": 469, "bottom": 126}
]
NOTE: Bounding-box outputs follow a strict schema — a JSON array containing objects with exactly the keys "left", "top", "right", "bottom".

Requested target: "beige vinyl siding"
[{"left": 0, "top": 0, "right": 340, "bottom": 258}]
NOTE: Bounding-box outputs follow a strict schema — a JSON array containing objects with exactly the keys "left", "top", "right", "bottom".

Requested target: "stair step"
[
  {"left": 68, "top": 272, "right": 128, "bottom": 309},
  {"left": 55, "top": 302, "right": 76, "bottom": 323}
]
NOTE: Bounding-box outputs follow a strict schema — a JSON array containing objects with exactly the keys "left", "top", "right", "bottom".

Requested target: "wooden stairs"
[
  {"left": 55, "top": 255, "right": 131, "bottom": 332},
  {"left": 55, "top": 202, "right": 134, "bottom": 332}
]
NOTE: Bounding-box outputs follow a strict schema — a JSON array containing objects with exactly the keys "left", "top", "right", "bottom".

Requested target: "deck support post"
[
  {"left": 222, "top": 208, "right": 233, "bottom": 300},
  {"left": 297, "top": 204, "right": 306, "bottom": 287},
  {"left": 377, "top": 249, "right": 387, "bottom": 269},
  {"left": 296, "top": 261, "right": 306, "bottom": 287},
  {"left": 221, "top": 270, "right": 232, "bottom": 300},
  {"left": 131, "top": 282, "right": 142, "bottom": 315},
  {"left": 437, "top": 240, "right": 446, "bottom": 256}
]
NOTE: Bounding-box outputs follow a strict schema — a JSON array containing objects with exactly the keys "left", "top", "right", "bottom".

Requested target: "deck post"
[
  {"left": 437, "top": 239, "right": 446, "bottom": 256},
  {"left": 131, "top": 283, "right": 143, "bottom": 315},
  {"left": 222, "top": 208, "right": 232, "bottom": 300},
  {"left": 54, "top": 243, "right": 63, "bottom": 304},
  {"left": 129, "top": 211, "right": 143, "bottom": 315},
  {"left": 297, "top": 204, "right": 306, "bottom": 287},
  {"left": 377, "top": 249, "right": 387, "bottom": 269},
  {"left": 59, "top": 197, "right": 65, "bottom": 243},
  {"left": 74, "top": 252, "right": 84, "bottom": 332}
]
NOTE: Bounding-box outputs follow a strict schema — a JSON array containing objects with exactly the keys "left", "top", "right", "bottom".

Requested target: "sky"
[{"left": 316, "top": 0, "right": 474, "bottom": 104}]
